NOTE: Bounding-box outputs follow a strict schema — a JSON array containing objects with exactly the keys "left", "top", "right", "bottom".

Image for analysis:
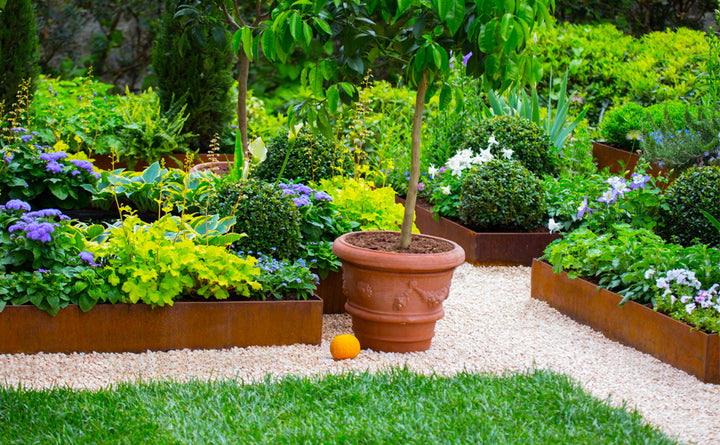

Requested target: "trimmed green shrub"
[
  {"left": 529, "top": 23, "right": 708, "bottom": 123},
  {"left": 657, "top": 166, "right": 720, "bottom": 247},
  {"left": 206, "top": 178, "right": 302, "bottom": 259},
  {"left": 152, "top": 0, "right": 235, "bottom": 151},
  {"left": 599, "top": 102, "right": 645, "bottom": 151},
  {"left": 253, "top": 128, "right": 352, "bottom": 183},
  {"left": 459, "top": 159, "right": 547, "bottom": 232},
  {"left": 461, "top": 115, "right": 559, "bottom": 177},
  {"left": 0, "top": 0, "right": 39, "bottom": 111}
]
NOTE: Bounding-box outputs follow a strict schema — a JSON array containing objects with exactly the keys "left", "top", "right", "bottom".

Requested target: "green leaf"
[
  {"left": 313, "top": 17, "right": 331, "bottom": 35},
  {"left": 396, "top": 0, "right": 413, "bottom": 19},
  {"left": 313, "top": 0, "right": 325, "bottom": 15},
  {"left": 327, "top": 84, "right": 340, "bottom": 113},
  {"left": 261, "top": 27, "right": 276, "bottom": 60},
  {"left": 49, "top": 183, "right": 68, "bottom": 200},
  {"left": 439, "top": 84, "right": 453, "bottom": 109},
  {"left": 302, "top": 22, "right": 313, "bottom": 48},
  {"left": 141, "top": 162, "right": 160, "bottom": 183},
  {"left": 347, "top": 56, "right": 364, "bottom": 74},
  {"left": 290, "top": 12, "right": 303, "bottom": 40},
  {"left": 241, "top": 26, "right": 254, "bottom": 59},
  {"left": 500, "top": 13, "right": 512, "bottom": 41},
  {"left": 445, "top": 0, "right": 465, "bottom": 35}
]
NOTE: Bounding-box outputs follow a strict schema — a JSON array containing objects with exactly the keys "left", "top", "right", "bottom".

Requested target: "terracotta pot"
[
  {"left": 188, "top": 161, "right": 233, "bottom": 176},
  {"left": 332, "top": 231, "right": 465, "bottom": 353},
  {"left": 592, "top": 141, "right": 670, "bottom": 180}
]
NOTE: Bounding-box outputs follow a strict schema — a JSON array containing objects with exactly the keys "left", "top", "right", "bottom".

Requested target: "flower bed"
[
  {"left": 396, "top": 196, "right": 559, "bottom": 265},
  {"left": 0, "top": 297, "right": 323, "bottom": 354},
  {"left": 530, "top": 259, "right": 719, "bottom": 383}
]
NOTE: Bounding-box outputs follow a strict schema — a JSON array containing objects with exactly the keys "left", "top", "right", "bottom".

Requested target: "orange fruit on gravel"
[{"left": 330, "top": 334, "right": 361, "bottom": 360}]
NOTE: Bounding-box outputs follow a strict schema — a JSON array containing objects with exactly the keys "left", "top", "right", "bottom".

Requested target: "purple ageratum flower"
[
  {"left": 71, "top": 170, "right": 80, "bottom": 176},
  {"left": 576, "top": 196, "right": 595, "bottom": 219},
  {"left": 9, "top": 127, "right": 27, "bottom": 133},
  {"left": 5, "top": 199, "right": 31, "bottom": 212},
  {"left": 45, "top": 160, "right": 64, "bottom": 174},
  {"left": 293, "top": 195, "right": 312, "bottom": 208},
  {"left": 39, "top": 151, "right": 69, "bottom": 162},
  {"left": 35, "top": 269, "right": 49, "bottom": 274},
  {"left": 2, "top": 152, "right": 13, "bottom": 163},
  {"left": 69, "top": 159, "right": 93, "bottom": 172},
  {"left": 25, "top": 208, "right": 68, "bottom": 220},
  {"left": 78, "top": 251, "right": 100, "bottom": 267},
  {"left": 314, "top": 191, "right": 332, "bottom": 202},
  {"left": 24, "top": 222, "right": 56, "bottom": 243},
  {"left": 20, "top": 134, "right": 33, "bottom": 143}
]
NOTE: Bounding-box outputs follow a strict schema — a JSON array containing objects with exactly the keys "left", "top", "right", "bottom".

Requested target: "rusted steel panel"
[
  {"left": 315, "top": 268, "right": 346, "bottom": 314},
  {"left": 396, "top": 196, "right": 560, "bottom": 266},
  {"left": 0, "top": 298, "right": 323, "bottom": 354},
  {"left": 531, "top": 259, "right": 719, "bottom": 384}
]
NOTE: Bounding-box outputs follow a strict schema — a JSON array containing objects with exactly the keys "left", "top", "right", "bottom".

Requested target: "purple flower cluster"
[
  {"left": 78, "top": 251, "right": 101, "bottom": 267},
  {"left": 69, "top": 159, "right": 101, "bottom": 179},
  {"left": 280, "top": 182, "right": 333, "bottom": 208},
  {"left": 3, "top": 200, "right": 67, "bottom": 243},
  {"left": 597, "top": 174, "right": 650, "bottom": 206}
]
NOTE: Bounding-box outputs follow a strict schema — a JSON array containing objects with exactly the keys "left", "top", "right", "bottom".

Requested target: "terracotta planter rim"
[{"left": 333, "top": 231, "right": 466, "bottom": 272}]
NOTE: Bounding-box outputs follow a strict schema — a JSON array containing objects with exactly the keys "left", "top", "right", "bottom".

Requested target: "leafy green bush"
[
  {"left": 115, "top": 87, "right": 194, "bottom": 168},
  {"left": 459, "top": 159, "right": 547, "bottom": 232},
  {"left": 252, "top": 128, "right": 352, "bottom": 183},
  {"left": 153, "top": 0, "right": 235, "bottom": 152},
  {"left": 601, "top": 100, "right": 693, "bottom": 151},
  {"left": 315, "top": 177, "right": 417, "bottom": 232},
  {"left": 529, "top": 23, "right": 709, "bottom": 123},
  {"left": 206, "top": 178, "right": 302, "bottom": 259},
  {"left": 657, "top": 166, "right": 720, "bottom": 247},
  {"left": 29, "top": 76, "right": 123, "bottom": 155},
  {"left": 599, "top": 102, "right": 645, "bottom": 151},
  {"left": 462, "top": 115, "right": 559, "bottom": 177},
  {"left": 250, "top": 255, "right": 318, "bottom": 300},
  {"left": 0, "top": 0, "right": 39, "bottom": 111}
]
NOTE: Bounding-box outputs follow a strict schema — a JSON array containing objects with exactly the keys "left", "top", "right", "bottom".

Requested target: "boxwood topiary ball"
[
  {"left": 657, "top": 166, "right": 720, "bottom": 247},
  {"left": 462, "top": 115, "right": 559, "bottom": 177},
  {"left": 207, "top": 178, "right": 302, "bottom": 259},
  {"left": 458, "top": 159, "right": 547, "bottom": 232},
  {"left": 252, "top": 128, "right": 353, "bottom": 183}
]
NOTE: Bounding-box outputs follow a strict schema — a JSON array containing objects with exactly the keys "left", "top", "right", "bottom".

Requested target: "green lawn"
[{"left": 0, "top": 368, "right": 676, "bottom": 444}]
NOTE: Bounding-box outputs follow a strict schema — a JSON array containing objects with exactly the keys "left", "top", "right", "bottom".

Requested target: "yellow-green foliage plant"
[
  {"left": 88, "top": 211, "right": 261, "bottom": 306},
  {"left": 315, "top": 177, "right": 418, "bottom": 233}
]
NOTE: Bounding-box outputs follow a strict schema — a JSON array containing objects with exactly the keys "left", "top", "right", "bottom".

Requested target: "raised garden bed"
[
  {"left": 530, "top": 259, "right": 719, "bottom": 384},
  {"left": 91, "top": 153, "right": 235, "bottom": 171},
  {"left": 592, "top": 141, "right": 669, "bottom": 179},
  {"left": 0, "top": 297, "right": 323, "bottom": 354},
  {"left": 396, "top": 196, "right": 560, "bottom": 266}
]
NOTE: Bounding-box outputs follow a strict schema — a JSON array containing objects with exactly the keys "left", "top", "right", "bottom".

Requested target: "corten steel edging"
[
  {"left": 91, "top": 153, "right": 235, "bottom": 171},
  {"left": 315, "top": 268, "right": 346, "bottom": 313},
  {"left": 0, "top": 297, "right": 322, "bottom": 354},
  {"left": 395, "top": 196, "right": 561, "bottom": 266},
  {"left": 530, "top": 259, "right": 719, "bottom": 384},
  {"left": 592, "top": 141, "right": 670, "bottom": 181}
]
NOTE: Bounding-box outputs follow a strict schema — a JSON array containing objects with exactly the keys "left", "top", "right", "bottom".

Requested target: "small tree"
[
  {"left": 175, "top": 0, "right": 333, "bottom": 178},
  {"left": 153, "top": 0, "right": 235, "bottom": 151},
  {"left": 0, "top": 0, "right": 39, "bottom": 112},
  {"left": 323, "top": 0, "right": 555, "bottom": 248}
]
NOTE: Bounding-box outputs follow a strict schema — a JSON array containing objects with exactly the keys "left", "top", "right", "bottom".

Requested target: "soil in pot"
[{"left": 344, "top": 230, "right": 455, "bottom": 254}]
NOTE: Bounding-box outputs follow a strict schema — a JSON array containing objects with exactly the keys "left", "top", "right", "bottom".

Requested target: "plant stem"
[
  {"left": 398, "top": 68, "right": 428, "bottom": 249},
  {"left": 234, "top": 49, "right": 251, "bottom": 179}
]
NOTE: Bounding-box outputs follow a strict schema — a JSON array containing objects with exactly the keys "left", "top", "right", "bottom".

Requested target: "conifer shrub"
[
  {"left": 459, "top": 159, "right": 547, "bottom": 232},
  {"left": 152, "top": 0, "right": 234, "bottom": 151},
  {"left": 0, "top": 0, "right": 40, "bottom": 111}
]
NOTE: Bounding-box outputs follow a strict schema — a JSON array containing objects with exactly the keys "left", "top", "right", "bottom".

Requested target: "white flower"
[
  {"left": 428, "top": 165, "right": 439, "bottom": 177},
  {"left": 501, "top": 147, "right": 514, "bottom": 159},
  {"left": 685, "top": 303, "right": 696, "bottom": 314},
  {"left": 644, "top": 269, "right": 655, "bottom": 280},
  {"left": 440, "top": 185, "right": 451, "bottom": 195},
  {"left": 680, "top": 295, "right": 692, "bottom": 304},
  {"left": 547, "top": 218, "right": 562, "bottom": 233},
  {"left": 478, "top": 147, "right": 494, "bottom": 163},
  {"left": 488, "top": 135, "right": 499, "bottom": 147}
]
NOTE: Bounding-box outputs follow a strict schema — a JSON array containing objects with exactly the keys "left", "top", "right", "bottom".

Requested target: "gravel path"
[{"left": 1, "top": 263, "right": 719, "bottom": 444}]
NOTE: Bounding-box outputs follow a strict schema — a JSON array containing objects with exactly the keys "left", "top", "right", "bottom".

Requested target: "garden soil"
[{"left": 2, "top": 263, "right": 719, "bottom": 444}]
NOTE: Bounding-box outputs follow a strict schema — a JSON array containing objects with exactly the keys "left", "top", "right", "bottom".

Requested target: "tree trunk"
[
  {"left": 237, "top": 49, "right": 251, "bottom": 160},
  {"left": 398, "top": 68, "right": 428, "bottom": 249}
]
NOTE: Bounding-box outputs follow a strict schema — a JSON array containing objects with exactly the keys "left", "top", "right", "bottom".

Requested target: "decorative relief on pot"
[
  {"left": 344, "top": 279, "right": 374, "bottom": 302},
  {"left": 393, "top": 280, "right": 451, "bottom": 311}
]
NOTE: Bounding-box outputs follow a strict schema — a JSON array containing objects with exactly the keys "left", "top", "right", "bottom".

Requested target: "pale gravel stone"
[{"left": 1, "top": 263, "right": 719, "bottom": 444}]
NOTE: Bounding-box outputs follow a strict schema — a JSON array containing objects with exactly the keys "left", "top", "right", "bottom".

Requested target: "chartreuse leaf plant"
[{"left": 87, "top": 209, "right": 261, "bottom": 306}]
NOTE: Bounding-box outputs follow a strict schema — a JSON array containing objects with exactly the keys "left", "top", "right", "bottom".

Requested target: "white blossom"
[
  {"left": 547, "top": 218, "right": 562, "bottom": 233},
  {"left": 501, "top": 147, "right": 514, "bottom": 159}
]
